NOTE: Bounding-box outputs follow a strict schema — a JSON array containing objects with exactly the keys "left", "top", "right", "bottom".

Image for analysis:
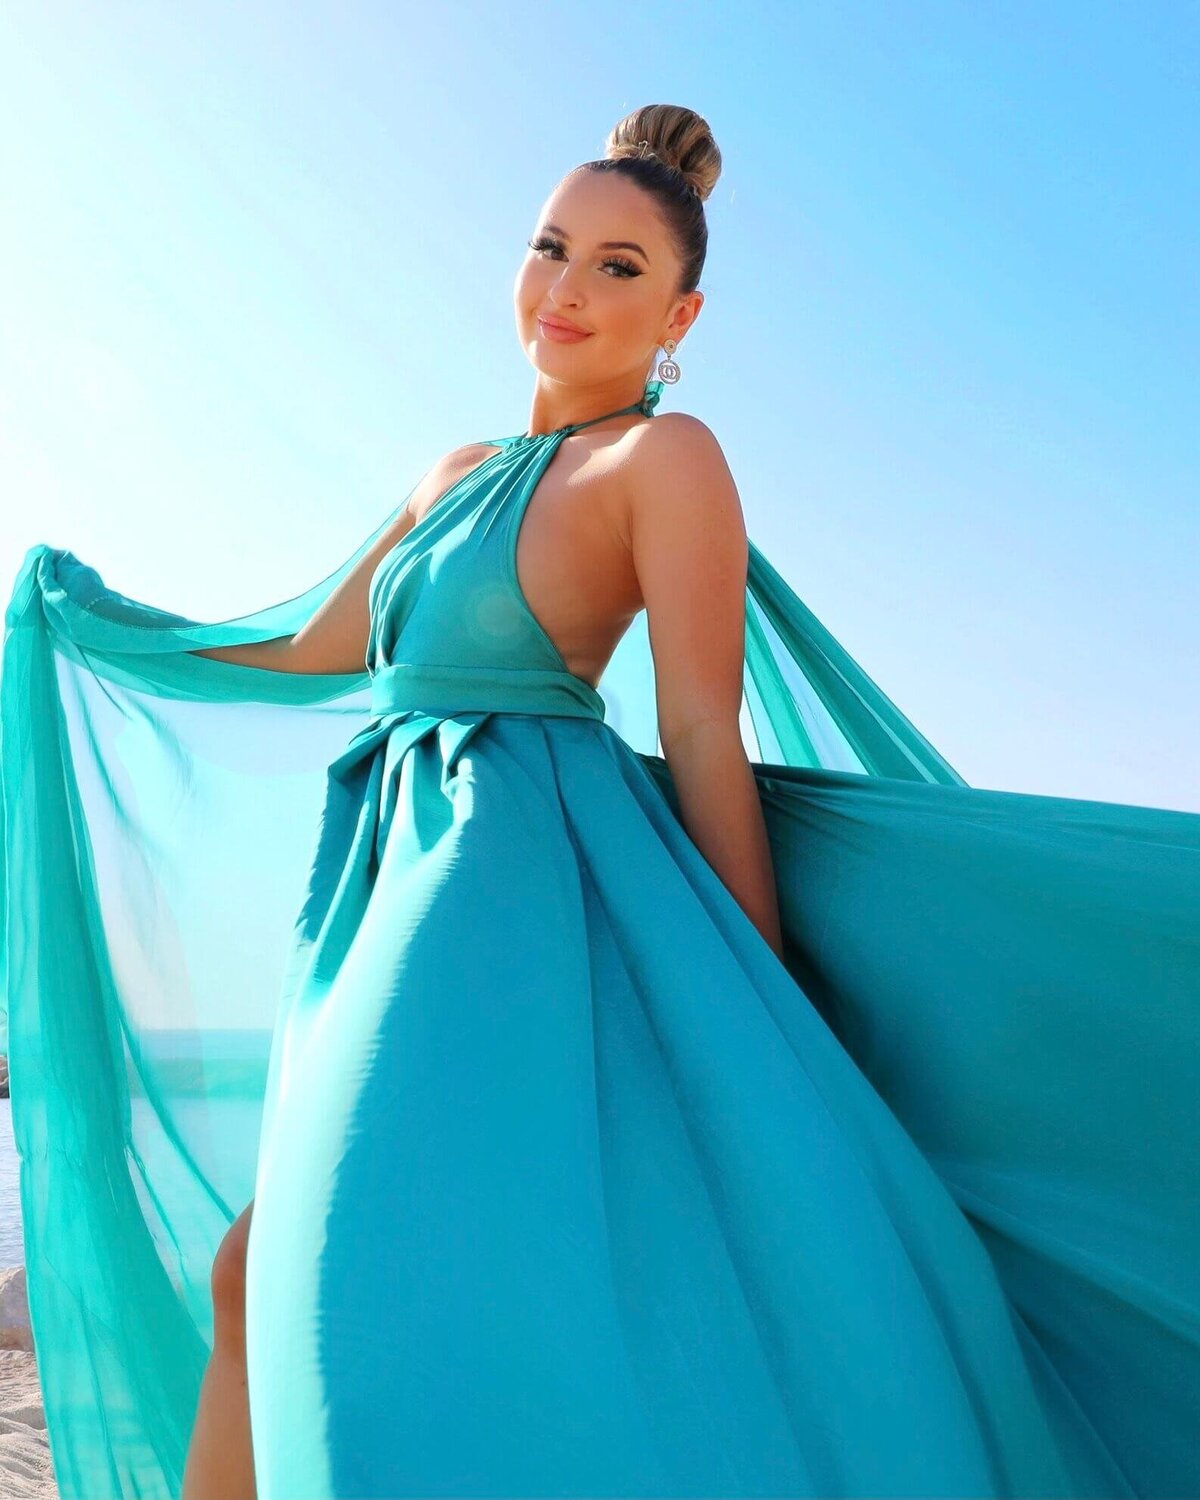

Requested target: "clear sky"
[{"left": 1, "top": 2, "right": 1196, "bottom": 811}]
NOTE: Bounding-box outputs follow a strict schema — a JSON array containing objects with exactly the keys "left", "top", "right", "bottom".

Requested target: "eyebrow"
[{"left": 541, "top": 222, "right": 650, "bottom": 260}]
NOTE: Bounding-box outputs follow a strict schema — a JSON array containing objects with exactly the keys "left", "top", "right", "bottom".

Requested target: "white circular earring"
[{"left": 657, "top": 337, "right": 681, "bottom": 384}]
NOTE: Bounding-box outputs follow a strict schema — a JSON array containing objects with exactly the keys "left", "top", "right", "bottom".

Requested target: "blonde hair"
[{"left": 572, "top": 104, "right": 723, "bottom": 294}]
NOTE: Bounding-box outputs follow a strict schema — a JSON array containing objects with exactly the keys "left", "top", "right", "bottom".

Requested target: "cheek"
[
  {"left": 514, "top": 260, "right": 546, "bottom": 308},
  {"left": 604, "top": 292, "right": 653, "bottom": 343}
]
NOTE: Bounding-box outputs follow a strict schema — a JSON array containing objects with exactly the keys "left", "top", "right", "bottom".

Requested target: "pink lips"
[{"left": 538, "top": 317, "right": 592, "bottom": 344}]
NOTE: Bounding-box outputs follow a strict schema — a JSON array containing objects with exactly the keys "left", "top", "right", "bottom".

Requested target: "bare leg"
[{"left": 181, "top": 1199, "right": 257, "bottom": 1500}]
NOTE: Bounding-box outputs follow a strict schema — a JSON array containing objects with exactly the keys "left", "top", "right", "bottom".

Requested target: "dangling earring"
[
  {"left": 657, "top": 337, "right": 681, "bottom": 384},
  {"left": 641, "top": 337, "right": 681, "bottom": 417}
]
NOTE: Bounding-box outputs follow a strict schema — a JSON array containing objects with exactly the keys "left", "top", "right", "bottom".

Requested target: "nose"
[{"left": 546, "top": 264, "right": 586, "bottom": 306}]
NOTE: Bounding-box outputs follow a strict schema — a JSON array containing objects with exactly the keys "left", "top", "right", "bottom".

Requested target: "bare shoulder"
[
  {"left": 626, "top": 412, "right": 737, "bottom": 495},
  {"left": 623, "top": 411, "right": 745, "bottom": 537},
  {"left": 406, "top": 441, "right": 505, "bottom": 523},
  {"left": 445, "top": 438, "right": 507, "bottom": 472},
  {"left": 629, "top": 409, "right": 723, "bottom": 458},
  {"left": 416, "top": 440, "right": 505, "bottom": 498}
]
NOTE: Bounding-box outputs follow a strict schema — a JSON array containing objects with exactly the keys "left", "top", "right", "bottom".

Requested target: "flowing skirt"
[{"left": 244, "top": 706, "right": 1196, "bottom": 1497}]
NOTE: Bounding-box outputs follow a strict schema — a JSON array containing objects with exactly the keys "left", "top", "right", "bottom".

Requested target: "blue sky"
[{"left": 1, "top": 2, "right": 1196, "bottom": 811}]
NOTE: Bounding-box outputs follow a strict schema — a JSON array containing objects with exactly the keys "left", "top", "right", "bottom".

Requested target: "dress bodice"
[{"left": 365, "top": 383, "right": 663, "bottom": 725}]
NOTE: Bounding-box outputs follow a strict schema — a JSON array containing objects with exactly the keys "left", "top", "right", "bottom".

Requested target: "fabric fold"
[{"left": 2, "top": 464, "right": 1196, "bottom": 1496}]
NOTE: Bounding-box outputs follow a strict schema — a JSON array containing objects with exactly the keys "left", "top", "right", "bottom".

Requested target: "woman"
[
  {"left": 3, "top": 105, "right": 1197, "bottom": 1499},
  {"left": 183, "top": 108, "right": 763, "bottom": 1499}
]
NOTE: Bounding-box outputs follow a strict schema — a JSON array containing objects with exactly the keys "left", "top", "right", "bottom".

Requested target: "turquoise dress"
[{"left": 1, "top": 387, "right": 1197, "bottom": 1498}]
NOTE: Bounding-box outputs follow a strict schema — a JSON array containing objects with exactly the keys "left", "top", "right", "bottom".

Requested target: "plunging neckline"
[{"left": 368, "top": 379, "right": 666, "bottom": 642}]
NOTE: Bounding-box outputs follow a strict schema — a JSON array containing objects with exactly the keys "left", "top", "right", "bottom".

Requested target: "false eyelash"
[{"left": 527, "top": 235, "right": 641, "bottom": 279}]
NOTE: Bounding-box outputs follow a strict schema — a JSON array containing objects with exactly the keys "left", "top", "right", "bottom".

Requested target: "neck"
[{"left": 523, "top": 379, "right": 652, "bottom": 439}]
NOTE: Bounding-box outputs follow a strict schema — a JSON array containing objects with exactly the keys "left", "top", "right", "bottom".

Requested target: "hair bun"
[{"left": 604, "top": 104, "right": 721, "bottom": 204}]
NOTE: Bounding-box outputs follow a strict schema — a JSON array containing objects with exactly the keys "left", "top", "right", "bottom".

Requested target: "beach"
[
  {"left": 0, "top": 1347, "right": 56, "bottom": 1498},
  {"left": 0, "top": 1097, "right": 58, "bottom": 1496},
  {"left": 0, "top": 1265, "right": 56, "bottom": 1498}
]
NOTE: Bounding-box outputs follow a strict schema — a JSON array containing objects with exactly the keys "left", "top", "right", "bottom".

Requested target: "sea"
[
  {"left": 0, "top": 1100, "right": 24, "bottom": 1265},
  {"left": 0, "top": 1030, "right": 274, "bottom": 1270}
]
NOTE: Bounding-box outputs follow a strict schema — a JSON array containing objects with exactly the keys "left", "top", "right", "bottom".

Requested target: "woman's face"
[{"left": 514, "top": 170, "right": 700, "bottom": 389}]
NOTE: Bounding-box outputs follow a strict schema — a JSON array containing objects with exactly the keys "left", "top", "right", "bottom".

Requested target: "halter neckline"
[{"left": 513, "top": 379, "right": 664, "bottom": 443}]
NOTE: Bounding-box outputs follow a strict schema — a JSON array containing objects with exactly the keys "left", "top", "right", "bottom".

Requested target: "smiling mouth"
[{"left": 537, "top": 317, "right": 593, "bottom": 339}]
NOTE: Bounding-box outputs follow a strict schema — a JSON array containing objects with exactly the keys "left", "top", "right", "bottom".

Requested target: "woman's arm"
[
  {"left": 190, "top": 634, "right": 301, "bottom": 670},
  {"left": 189, "top": 465, "right": 463, "bottom": 674},
  {"left": 193, "top": 443, "right": 503, "bottom": 674},
  {"left": 191, "top": 499, "right": 418, "bottom": 675},
  {"left": 626, "top": 414, "right": 785, "bottom": 961}
]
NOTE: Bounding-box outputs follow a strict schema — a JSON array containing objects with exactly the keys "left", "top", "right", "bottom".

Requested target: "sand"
[{"left": 0, "top": 1349, "right": 58, "bottom": 1498}]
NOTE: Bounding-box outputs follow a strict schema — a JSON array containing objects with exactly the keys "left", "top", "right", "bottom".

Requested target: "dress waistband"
[{"left": 369, "top": 661, "right": 606, "bottom": 722}]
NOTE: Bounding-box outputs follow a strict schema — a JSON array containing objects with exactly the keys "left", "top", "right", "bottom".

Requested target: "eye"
[{"left": 527, "top": 234, "right": 642, "bottom": 279}]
